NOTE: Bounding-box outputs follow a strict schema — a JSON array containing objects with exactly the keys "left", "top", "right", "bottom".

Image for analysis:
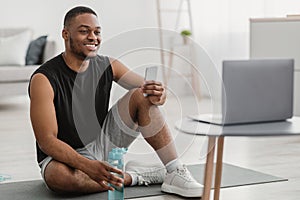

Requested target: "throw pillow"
[
  {"left": 26, "top": 35, "right": 48, "bottom": 65},
  {"left": 0, "top": 30, "right": 32, "bottom": 66}
]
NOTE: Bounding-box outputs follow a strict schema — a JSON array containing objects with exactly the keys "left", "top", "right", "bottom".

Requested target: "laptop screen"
[{"left": 222, "top": 59, "right": 294, "bottom": 124}]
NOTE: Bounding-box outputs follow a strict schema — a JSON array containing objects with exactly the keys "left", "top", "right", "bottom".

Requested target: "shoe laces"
[
  {"left": 137, "top": 171, "right": 163, "bottom": 186},
  {"left": 176, "top": 165, "right": 193, "bottom": 181}
]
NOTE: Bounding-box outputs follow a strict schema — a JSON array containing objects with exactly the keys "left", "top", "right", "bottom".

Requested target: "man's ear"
[{"left": 62, "top": 29, "right": 68, "bottom": 40}]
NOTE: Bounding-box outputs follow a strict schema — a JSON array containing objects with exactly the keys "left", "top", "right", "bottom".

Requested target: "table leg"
[
  {"left": 202, "top": 136, "right": 216, "bottom": 200},
  {"left": 214, "top": 136, "right": 225, "bottom": 200}
]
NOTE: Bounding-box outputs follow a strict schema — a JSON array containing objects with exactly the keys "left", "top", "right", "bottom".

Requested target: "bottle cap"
[{"left": 108, "top": 148, "right": 127, "bottom": 160}]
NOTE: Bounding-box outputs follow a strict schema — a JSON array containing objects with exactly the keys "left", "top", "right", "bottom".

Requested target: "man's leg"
[
  {"left": 116, "top": 88, "right": 203, "bottom": 197},
  {"left": 117, "top": 88, "right": 178, "bottom": 166},
  {"left": 44, "top": 160, "right": 103, "bottom": 194},
  {"left": 42, "top": 158, "right": 133, "bottom": 194}
]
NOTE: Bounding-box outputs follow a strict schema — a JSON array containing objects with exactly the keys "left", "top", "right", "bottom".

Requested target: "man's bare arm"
[
  {"left": 109, "top": 57, "right": 144, "bottom": 89},
  {"left": 110, "top": 58, "right": 166, "bottom": 105}
]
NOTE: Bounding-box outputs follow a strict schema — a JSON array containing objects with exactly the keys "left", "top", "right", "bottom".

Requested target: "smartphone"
[
  {"left": 144, "top": 66, "right": 158, "bottom": 96},
  {"left": 144, "top": 66, "right": 158, "bottom": 81}
]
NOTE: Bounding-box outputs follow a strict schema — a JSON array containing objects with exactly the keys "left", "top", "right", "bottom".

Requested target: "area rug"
[{"left": 0, "top": 163, "right": 287, "bottom": 199}]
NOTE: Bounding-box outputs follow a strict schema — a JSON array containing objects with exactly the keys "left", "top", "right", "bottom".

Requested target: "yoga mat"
[{"left": 0, "top": 163, "right": 287, "bottom": 199}]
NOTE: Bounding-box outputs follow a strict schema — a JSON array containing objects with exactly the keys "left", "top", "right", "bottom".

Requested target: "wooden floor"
[{"left": 1, "top": 95, "right": 300, "bottom": 200}]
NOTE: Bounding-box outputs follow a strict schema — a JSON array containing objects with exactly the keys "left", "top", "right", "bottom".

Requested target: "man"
[{"left": 29, "top": 6, "right": 203, "bottom": 197}]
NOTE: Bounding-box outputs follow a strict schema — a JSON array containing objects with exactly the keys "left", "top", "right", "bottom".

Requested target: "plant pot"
[{"left": 182, "top": 36, "right": 190, "bottom": 45}]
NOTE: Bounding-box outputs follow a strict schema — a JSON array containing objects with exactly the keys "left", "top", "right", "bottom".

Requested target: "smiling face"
[{"left": 62, "top": 13, "right": 101, "bottom": 60}]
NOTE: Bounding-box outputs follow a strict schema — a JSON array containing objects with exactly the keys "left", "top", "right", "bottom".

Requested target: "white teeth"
[{"left": 85, "top": 44, "right": 96, "bottom": 47}]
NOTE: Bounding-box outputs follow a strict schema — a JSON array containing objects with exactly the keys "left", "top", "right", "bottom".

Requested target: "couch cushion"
[
  {"left": 26, "top": 35, "right": 48, "bottom": 65},
  {"left": 0, "top": 29, "right": 32, "bottom": 66},
  {"left": 43, "top": 39, "right": 57, "bottom": 62},
  {"left": 0, "top": 66, "right": 39, "bottom": 82}
]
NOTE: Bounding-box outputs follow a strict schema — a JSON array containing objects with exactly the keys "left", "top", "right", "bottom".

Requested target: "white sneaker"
[
  {"left": 125, "top": 160, "right": 167, "bottom": 186},
  {"left": 161, "top": 165, "right": 203, "bottom": 197}
]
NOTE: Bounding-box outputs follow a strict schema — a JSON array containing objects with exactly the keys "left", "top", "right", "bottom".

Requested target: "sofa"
[{"left": 0, "top": 28, "right": 56, "bottom": 96}]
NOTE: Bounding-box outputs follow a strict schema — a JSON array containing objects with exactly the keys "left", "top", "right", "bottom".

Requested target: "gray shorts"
[{"left": 39, "top": 102, "right": 140, "bottom": 181}]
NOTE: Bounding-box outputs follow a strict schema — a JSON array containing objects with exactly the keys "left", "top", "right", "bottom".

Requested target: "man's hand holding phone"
[{"left": 143, "top": 66, "right": 166, "bottom": 105}]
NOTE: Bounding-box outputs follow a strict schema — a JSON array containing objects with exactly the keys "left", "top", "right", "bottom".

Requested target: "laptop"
[{"left": 189, "top": 59, "right": 294, "bottom": 125}]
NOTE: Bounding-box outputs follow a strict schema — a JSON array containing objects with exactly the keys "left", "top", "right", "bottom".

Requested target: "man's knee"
[
  {"left": 120, "top": 88, "right": 152, "bottom": 114},
  {"left": 117, "top": 88, "right": 157, "bottom": 127},
  {"left": 129, "top": 88, "right": 152, "bottom": 107}
]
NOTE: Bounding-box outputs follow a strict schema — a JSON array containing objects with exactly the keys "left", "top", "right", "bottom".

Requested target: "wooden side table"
[{"left": 175, "top": 117, "right": 300, "bottom": 200}]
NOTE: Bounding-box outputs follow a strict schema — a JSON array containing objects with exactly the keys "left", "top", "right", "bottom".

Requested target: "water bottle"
[{"left": 108, "top": 147, "right": 127, "bottom": 200}]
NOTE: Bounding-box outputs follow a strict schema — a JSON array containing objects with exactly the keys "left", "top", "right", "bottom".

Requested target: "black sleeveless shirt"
[{"left": 29, "top": 54, "right": 113, "bottom": 163}]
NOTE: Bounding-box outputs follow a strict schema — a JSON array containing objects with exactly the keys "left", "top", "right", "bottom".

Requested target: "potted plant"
[{"left": 180, "top": 29, "right": 192, "bottom": 44}]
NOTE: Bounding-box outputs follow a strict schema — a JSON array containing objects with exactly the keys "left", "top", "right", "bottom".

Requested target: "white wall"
[{"left": 0, "top": 0, "right": 157, "bottom": 53}]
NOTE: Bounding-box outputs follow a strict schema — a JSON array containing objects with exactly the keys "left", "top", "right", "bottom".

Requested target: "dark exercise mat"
[{"left": 0, "top": 163, "right": 287, "bottom": 200}]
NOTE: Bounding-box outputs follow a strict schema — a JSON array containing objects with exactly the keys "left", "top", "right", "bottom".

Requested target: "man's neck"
[{"left": 62, "top": 52, "right": 89, "bottom": 73}]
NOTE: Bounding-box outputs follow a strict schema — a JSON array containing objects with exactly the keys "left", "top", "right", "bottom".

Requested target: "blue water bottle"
[{"left": 108, "top": 147, "right": 127, "bottom": 200}]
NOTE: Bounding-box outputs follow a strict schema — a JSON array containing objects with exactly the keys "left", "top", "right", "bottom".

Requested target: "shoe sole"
[{"left": 161, "top": 183, "right": 203, "bottom": 197}]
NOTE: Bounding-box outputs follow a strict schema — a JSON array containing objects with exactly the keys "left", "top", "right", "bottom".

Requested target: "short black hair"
[{"left": 64, "top": 6, "right": 97, "bottom": 27}]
